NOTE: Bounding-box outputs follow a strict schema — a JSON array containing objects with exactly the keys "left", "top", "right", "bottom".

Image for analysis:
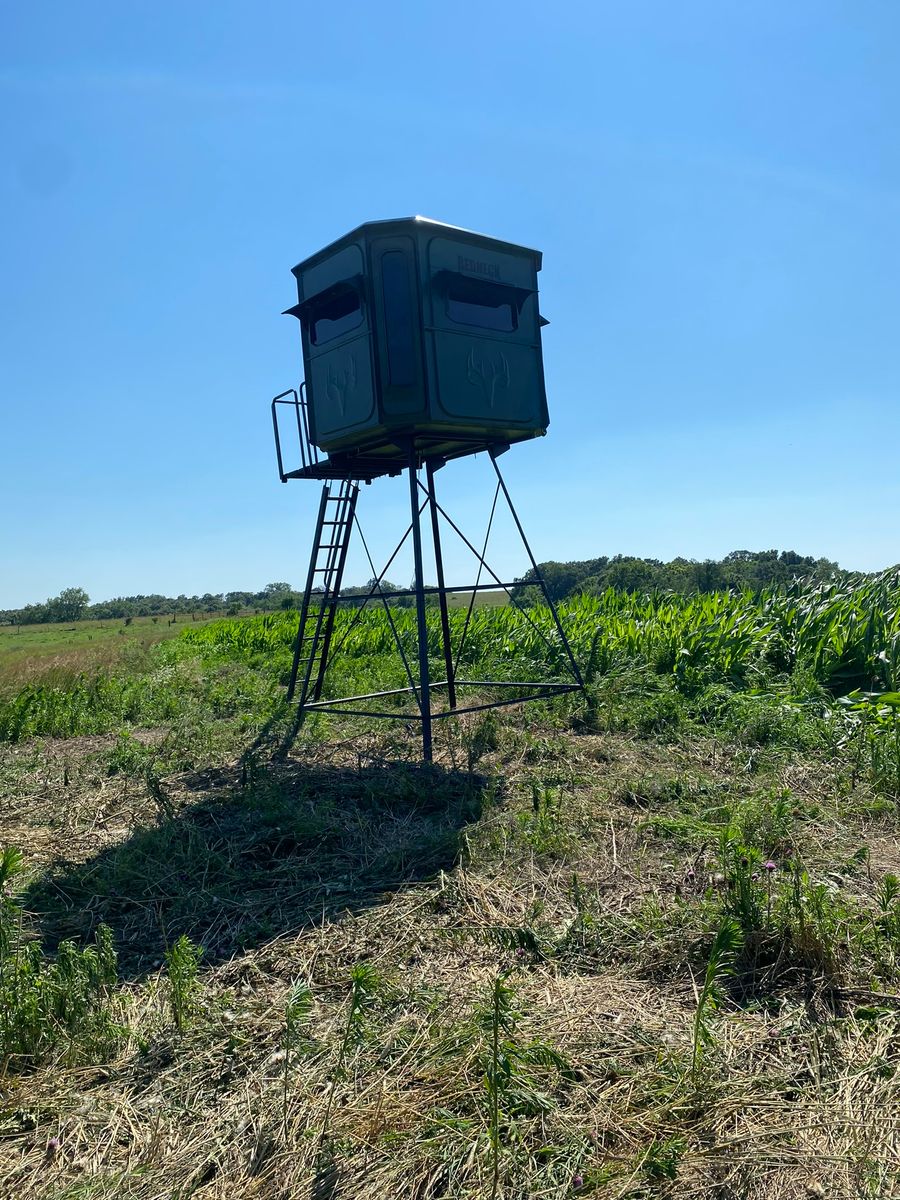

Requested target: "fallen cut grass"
[
  {"left": 0, "top": 573, "right": 898, "bottom": 1197},
  {"left": 1, "top": 706, "right": 899, "bottom": 1197}
]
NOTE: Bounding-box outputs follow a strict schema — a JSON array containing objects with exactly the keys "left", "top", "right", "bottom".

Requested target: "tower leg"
[
  {"left": 426, "top": 459, "right": 457, "bottom": 710},
  {"left": 408, "top": 446, "right": 433, "bottom": 761}
]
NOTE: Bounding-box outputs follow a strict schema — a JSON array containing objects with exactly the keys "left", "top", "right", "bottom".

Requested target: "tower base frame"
[{"left": 286, "top": 444, "right": 584, "bottom": 761}]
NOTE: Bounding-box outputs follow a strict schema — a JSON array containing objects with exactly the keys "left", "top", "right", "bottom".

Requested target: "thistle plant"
[
  {"left": 483, "top": 974, "right": 517, "bottom": 1200},
  {"left": 1, "top": 846, "right": 121, "bottom": 1071}
]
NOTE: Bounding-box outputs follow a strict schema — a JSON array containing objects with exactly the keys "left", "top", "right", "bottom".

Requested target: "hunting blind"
[
  {"left": 281, "top": 216, "right": 549, "bottom": 472},
  {"left": 270, "top": 217, "right": 582, "bottom": 760}
]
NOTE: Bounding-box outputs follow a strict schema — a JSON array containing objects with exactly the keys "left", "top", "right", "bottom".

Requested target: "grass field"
[
  {"left": 0, "top": 613, "right": 221, "bottom": 692},
  {"left": 1, "top": 574, "right": 899, "bottom": 1198},
  {"left": 0, "top": 594, "right": 509, "bottom": 689},
  {"left": 447, "top": 589, "right": 509, "bottom": 608}
]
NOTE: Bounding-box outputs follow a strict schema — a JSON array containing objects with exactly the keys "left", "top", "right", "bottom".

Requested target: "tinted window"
[
  {"left": 310, "top": 288, "right": 363, "bottom": 345},
  {"left": 380, "top": 251, "right": 416, "bottom": 386},
  {"left": 446, "top": 276, "right": 517, "bottom": 332}
]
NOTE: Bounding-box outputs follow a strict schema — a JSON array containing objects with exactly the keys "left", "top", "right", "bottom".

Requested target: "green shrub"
[{"left": 0, "top": 848, "right": 123, "bottom": 1070}]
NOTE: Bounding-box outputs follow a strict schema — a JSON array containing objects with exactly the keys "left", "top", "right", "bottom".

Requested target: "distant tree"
[
  {"left": 340, "top": 578, "right": 413, "bottom": 608},
  {"left": 664, "top": 557, "right": 697, "bottom": 592},
  {"left": 48, "top": 587, "right": 89, "bottom": 622},
  {"left": 603, "top": 557, "right": 661, "bottom": 593},
  {"left": 511, "top": 561, "right": 591, "bottom": 605},
  {"left": 258, "top": 582, "right": 292, "bottom": 610},
  {"left": 535, "top": 562, "right": 586, "bottom": 603},
  {"left": 225, "top": 591, "right": 254, "bottom": 609},
  {"left": 692, "top": 559, "right": 725, "bottom": 593}
]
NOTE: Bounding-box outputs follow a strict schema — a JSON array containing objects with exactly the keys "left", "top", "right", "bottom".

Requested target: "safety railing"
[{"left": 271, "top": 382, "right": 319, "bottom": 481}]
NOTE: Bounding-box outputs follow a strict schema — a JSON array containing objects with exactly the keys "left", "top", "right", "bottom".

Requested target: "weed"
[
  {"left": 634, "top": 689, "right": 685, "bottom": 738},
  {"left": 517, "top": 781, "right": 569, "bottom": 855},
  {"left": 642, "top": 1135, "right": 686, "bottom": 1181},
  {"left": 464, "top": 711, "right": 500, "bottom": 771},
  {"left": 317, "top": 963, "right": 382, "bottom": 1169},
  {"left": 1, "top": 851, "right": 122, "bottom": 1070},
  {"left": 282, "top": 979, "right": 313, "bottom": 1135},
  {"left": 735, "top": 788, "right": 797, "bottom": 857},
  {"left": 475, "top": 974, "right": 569, "bottom": 1199},
  {"left": 165, "top": 934, "right": 203, "bottom": 1031},
  {"left": 690, "top": 917, "right": 740, "bottom": 1083},
  {"left": 105, "top": 731, "right": 153, "bottom": 777},
  {"left": 841, "top": 690, "right": 900, "bottom": 800}
]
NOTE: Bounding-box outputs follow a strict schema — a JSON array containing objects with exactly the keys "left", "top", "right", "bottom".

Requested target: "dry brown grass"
[{"left": 1, "top": 715, "right": 899, "bottom": 1199}]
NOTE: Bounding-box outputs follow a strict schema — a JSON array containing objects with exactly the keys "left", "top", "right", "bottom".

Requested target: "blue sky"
[{"left": 1, "top": 2, "right": 897, "bottom": 608}]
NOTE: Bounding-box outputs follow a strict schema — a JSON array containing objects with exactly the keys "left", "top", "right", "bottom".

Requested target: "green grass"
[
  {"left": 1, "top": 571, "right": 899, "bottom": 1197},
  {"left": 0, "top": 611, "right": 223, "bottom": 692},
  {"left": 447, "top": 589, "right": 509, "bottom": 608}
]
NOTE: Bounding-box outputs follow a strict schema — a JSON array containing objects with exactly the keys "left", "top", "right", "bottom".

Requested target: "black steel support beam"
[
  {"left": 407, "top": 444, "right": 433, "bottom": 761},
  {"left": 302, "top": 685, "right": 580, "bottom": 721},
  {"left": 303, "top": 678, "right": 578, "bottom": 710},
  {"left": 426, "top": 459, "right": 457, "bottom": 710},
  {"left": 336, "top": 581, "right": 517, "bottom": 604},
  {"left": 489, "top": 448, "right": 585, "bottom": 689}
]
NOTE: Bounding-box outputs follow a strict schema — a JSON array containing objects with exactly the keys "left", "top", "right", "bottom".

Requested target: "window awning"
[{"left": 283, "top": 274, "right": 365, "bottom": 321}]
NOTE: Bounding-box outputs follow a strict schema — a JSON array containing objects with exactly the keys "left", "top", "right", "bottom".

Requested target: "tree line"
[
  {"left": 0, "top": 582, "right": 305, "bottom": 626},
  {"left": 513, "top": 548, "right": 849, "bottom": 603},
  {"left": 0, "top": 550, "right": 865, "bottom": 627}
]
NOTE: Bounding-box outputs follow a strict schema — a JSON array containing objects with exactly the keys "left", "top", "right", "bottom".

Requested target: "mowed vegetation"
[{"left": 1, "top": 570, "right": 899, "bottom": 1198}]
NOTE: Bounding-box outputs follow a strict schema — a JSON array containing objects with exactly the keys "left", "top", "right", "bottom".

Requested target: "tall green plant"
[
  {"left": 317, "top": 963, "right": 382, "bottom": 1162},
  {"left": 282, "top": 980, "right": 313, "bottom": 1136},
  {"left": 475, "top": 974, "right": 569, "bottom": 1199},
  {"left": 165, "top": 934, "right": 204, "bottom": 1032},
  {"left": 1, "top": 849, "right": 121, "bottom": 1070},
  {"left": 690, "top": 918, "right": 741, "bottom": 1084}
]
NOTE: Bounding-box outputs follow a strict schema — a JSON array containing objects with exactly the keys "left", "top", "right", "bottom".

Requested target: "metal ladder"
[{"left": 286, "top": 479, "right": 359, "bottom": 707}]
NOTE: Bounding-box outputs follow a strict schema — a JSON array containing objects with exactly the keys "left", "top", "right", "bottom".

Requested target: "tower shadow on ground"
[{"left": 23, "top": 760, "right": 489, "bottom": 980}]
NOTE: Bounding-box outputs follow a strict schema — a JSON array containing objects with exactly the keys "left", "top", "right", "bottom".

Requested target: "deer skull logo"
[
  {"left": 325, "top": 354, "right": 358, "bottom": 417},
  {"left": 467, "top": 349, "right": 510, "bottom": 409}
]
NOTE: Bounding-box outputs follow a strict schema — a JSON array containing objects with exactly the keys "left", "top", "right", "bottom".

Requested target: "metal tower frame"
[{"left": 273, "top": 395, "right": 583, "bottom": 762}]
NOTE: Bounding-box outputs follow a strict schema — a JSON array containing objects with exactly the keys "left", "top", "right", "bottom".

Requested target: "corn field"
[
  {"left": 181, "top": 569, "right": 900, "bottom": 695},
  {"left": 2, "top": 570, "right": 898, "bottom": 748}
]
